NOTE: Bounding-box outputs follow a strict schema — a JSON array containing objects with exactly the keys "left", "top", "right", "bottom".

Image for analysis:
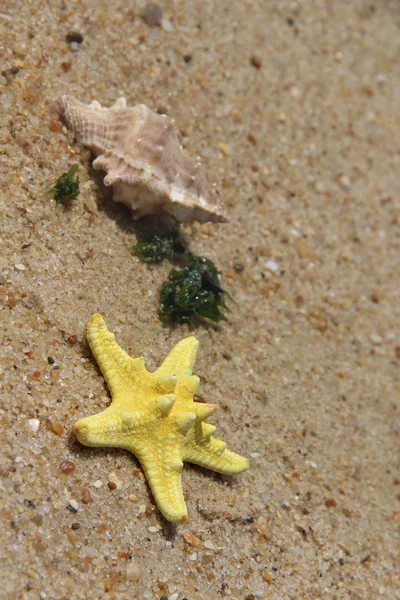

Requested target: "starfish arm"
[
  {"left": 153, "top": 336, "right": 199, "bottom": 380},
  {"left": 135, "top": 442, "right": 188, "bottom": 523},
  {"left": 73, "top": 404, "right": 144, "bottom": 451},
  {"left": 183, "top": 423, "right": 249, "bottom": 475},
  {"left": 87, "top": 314, "right": 149, "bottom": 396},
  {"left": 184, "top": 441, "right": 249, "bottom": 474}
]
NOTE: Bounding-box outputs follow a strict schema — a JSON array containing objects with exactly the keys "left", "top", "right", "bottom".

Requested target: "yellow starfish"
[{"left": 74, "top": 314, "right": 249, "bottom": 523}]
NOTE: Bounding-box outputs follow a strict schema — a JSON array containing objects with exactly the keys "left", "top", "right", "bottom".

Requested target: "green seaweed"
[
  {"left": 160, "top": 256, "right": 229, "bottom": 323},
  {"left": 48, "top": 164, "right": 80, "bottom": 202},
  {"left": 130, "top": 229, "right": 185, "bottom": 263}
]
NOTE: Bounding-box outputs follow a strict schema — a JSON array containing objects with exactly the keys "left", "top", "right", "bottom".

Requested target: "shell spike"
[
  {"left": 171, "top": 458, "right": 184, "bottom": 472},
  {"left": 183, "top": 374, "right": 200, "bottom": 394},
  {"left": 112, "top": 97, "right": 127, "bottom": 109},
  {"left": 154, "top": 373, "right": 177, "bottom": 393},
  {"left": 104, "top": 169, "right": 124, "bottom": 186},
  {"left": 156, "top": 394, "right": 176, "bottom": 416},
  {"left": 176, "top": 412, "right": 196, "bottom": 435},
  {"left": 195, "top": 403, "right": 217, "bottom": 422},
  {"left": 202, "top": 423, "right": 217, "bottom": 438},
  {"left": 122, "top": 411, "right": 134, "bottom": 426}
]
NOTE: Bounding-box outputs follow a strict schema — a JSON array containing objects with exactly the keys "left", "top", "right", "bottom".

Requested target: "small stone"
[
  {"left": 60, "top": 460, "right": 75, "bottom": 474},
  {"left": 126, "top": 561, "right": 143, "bottom": 581},
  {"left": 250, "top": 55, "right": 262, "bottom": 69},
  {"left": 108, "top": 481, "right": 117, "bottom": 491},
  {"left": 71, "top": 522, "right": 80, "bottom": 530},
  {"left": 67, "top": 499, "right": 79, "bottom": 513},
  {"left": 93, "top": 479, "right": 103, "bottom": 488},
  {"left": 47, "top": 356, "right": 55, "bottom": 364},
  {"left": 82, "top": 488, "right": 91, "bottom": 504},
  {"left": 257, "top": 517, "right": 273, "bottom": 540},
  {"left": 49, "top": 119, "right": 60, "bottom": 133},
  {"left": 248, "top": 130, "right": 258, "bottom": 144},
  {"left": 338, "top": 174, "right": 351, "bottom": 188},
  {"left": 13, "top": 43, "right": 27, "bottom": 57},
  {"left": 161, "top": 18, "right": 173, "bottom": 32},
  {"left": 243, "top": 515, "right": 255, "bottom": 523},
  {"left": 27, "top": 569, "right": 39, "bottom": 579},
  {"left": 261, "top": 571, "right": 273, "bottom": 584},
  {"left": 325, "top": 498, "right": 337, "bottom": 508},
  {"left": 360, "top": 554, "right": 371, "bottom": 564},
  {"left": 143, "top": 3, "right": 163, "bottom": 27},
  {"left": 61, "top": 61, "right": 72, "bottom": 72},
  {"left": 66, "top": 31, "right": 84, "bottom": 44},
  {"left": 233, "top": 262, "right": 245, "bottom": 272},
  {"left": 138, "top": 504, "right": 146, "bottom": 514},
  {"left": 51, "top": 422, "right": 64, "bottom": 435},
  {"left": 28, "top": 419, "right": 40, "bottom": 435},
  {"left": 14, "top": 263, "right": 25, "bottom": 271},
  {"left": 294, "top": 238, "right": 310, "bottom": 258},
  {"left": 204, "top": 539, "right": 215, "bottom": 550},
  {"left": 128, "top": 493, "right": 138, "bottom": 502},
  {"left": 290, "top": 85, "right": 301, "bottom": 97},
  {"left": 218, "top": 141, "right": 231, "bottom": 156},
  {"left": 265, "top": 260, "right": 279, "bottom": 273},
  {"left": 183, "top": 532, "right": 201, "bottom": 547},
  {"left": 108, "top": 471, "right": 122, "bottom": 489},
  {"left": 67, "top": 334, "right": 78, "bottom": 345},
  {"left": 188, "top": 551, "right": 197, "bottom": 561}
]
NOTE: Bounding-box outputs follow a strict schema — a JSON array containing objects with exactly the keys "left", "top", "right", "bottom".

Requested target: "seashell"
[{"left": 58, "top": 95, "right": 227, "bottom": 223}]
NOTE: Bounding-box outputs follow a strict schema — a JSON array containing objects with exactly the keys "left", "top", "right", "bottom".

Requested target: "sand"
[{"left": 1, "top": 1, "right": 399, "bottom": 599}]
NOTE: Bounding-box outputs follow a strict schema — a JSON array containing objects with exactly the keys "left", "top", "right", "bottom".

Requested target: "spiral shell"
[{"left": 58, "top": 95, "right": 226, "bottom": 223}]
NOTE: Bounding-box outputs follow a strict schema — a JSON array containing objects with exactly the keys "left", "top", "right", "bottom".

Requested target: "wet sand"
[{"left": 1, "top": 1, "right": 399, "bottom": 598}]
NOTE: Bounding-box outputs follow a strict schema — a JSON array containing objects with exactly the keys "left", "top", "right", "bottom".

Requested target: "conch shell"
[{"left": 58, "top": 95, "right": 226, "bottom": 223}]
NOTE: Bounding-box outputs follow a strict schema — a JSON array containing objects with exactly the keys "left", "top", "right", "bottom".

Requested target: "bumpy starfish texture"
[{"left": 74, "top": 314, "right": 249, "bottom": 523}]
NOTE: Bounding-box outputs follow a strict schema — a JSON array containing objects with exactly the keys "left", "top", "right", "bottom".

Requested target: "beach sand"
[{"left": 1, "top": 1, "right": 399, "bottom": 598}]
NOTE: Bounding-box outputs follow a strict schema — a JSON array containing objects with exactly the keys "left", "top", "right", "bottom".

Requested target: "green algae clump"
[
  {"left": 130, "top": 229, "right": 185, "bottom": 263},
  {"left": 160, "top": 256, "right": 229, "bottom": 323},
  {"left": 49, "top": 164, "right": 80, "bottom": 203}
]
